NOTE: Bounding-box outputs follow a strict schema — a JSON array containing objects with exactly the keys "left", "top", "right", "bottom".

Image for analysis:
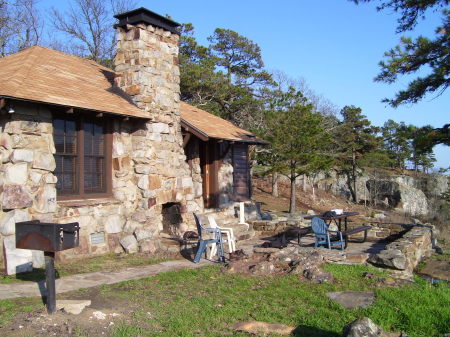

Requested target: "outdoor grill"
[
  {"left": 16, "top": 220, "right": 79, "bottom": 252},
  {"left": 15, "top": 220, "right": 80, "bottom": 314}
]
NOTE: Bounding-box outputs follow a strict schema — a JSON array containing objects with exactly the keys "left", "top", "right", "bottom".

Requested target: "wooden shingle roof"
[
  {"left": 180, "top": 102, "right": 265, "bottom": 144},
  {"left": 0, "top": 46, "right": 265, "bottom": 144},
  {"left": 0, "top": 46, "right": 149, "bottom": 118}
]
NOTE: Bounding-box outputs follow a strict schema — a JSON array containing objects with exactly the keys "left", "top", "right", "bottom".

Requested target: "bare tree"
[
  {"left": 13, "top": 0, "right": 42, "bottom": 50},
  {"left": 50, "top": 0, "right": 136, "bottom": 66},
  {"left": 0, "top": 0, "right": 42, "bottom": 57}
]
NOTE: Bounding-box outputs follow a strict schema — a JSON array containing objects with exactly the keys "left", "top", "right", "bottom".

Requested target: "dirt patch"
[{"left": 0, "top": 288, "right": 138, "bottom": 337}]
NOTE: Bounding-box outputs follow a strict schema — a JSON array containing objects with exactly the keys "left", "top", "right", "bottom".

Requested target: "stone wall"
[
  {"left": 0, "top": 101, "right": 55, "bottom": 273},
  {"left": 368, "top": 225, "right": 434, "bottom": 278}
]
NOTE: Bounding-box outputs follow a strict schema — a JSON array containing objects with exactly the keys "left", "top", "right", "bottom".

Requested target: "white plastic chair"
[{"left": 207, "top": 215, "right": 236, "bottom": 259}]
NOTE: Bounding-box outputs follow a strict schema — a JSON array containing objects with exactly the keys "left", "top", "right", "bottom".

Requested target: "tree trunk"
[
  {"left": 289, "top": 177, "right": 296, "bottom": 214},
  {"left": 352, "top": 150, "right": 357, "bottom": 203},
  {"left": 346, "top": 172, "right": 356, "bottom": 203},
  {"left": 272, "top": 172, "right": 279, "bottom": 197},
  {"left": 302, "top": 174, "right": 307, "bottom": 192},
  {"left": 312, "top": 185, "right": 316, "bottom": 201}
]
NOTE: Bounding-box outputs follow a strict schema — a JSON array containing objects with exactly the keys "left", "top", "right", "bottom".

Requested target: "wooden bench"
[{"left": 342, "top": 225, "right": 372, "bottom": 244}]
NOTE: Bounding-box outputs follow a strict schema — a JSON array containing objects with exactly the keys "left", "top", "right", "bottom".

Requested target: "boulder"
[
  {"left": 343, "top": 317, "right": 403, "bottom": 337},
  {"left": 366, "top": 179, "right": 428, "bottom": 216},
  {"left": 368, "top": 250, "right": 407, "bottom": 270},
  {"left": 326, "top": 291, "right": 375, "bottom": 309},
  {"left": 303, "top": 267, "right": 333, "bottom": 283},
  {"left": 119, "top": 235, "right": 138, "bottom": 253}
]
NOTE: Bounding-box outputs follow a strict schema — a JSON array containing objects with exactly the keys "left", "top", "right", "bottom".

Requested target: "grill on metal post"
[{"left": 15, "top": 220, "right": 80, "bottom": 314}]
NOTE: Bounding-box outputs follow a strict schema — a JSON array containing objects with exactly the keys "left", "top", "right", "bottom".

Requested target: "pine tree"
[
  {"left": 335, "top": 106, "right": 381, "bottom": 203},
  {"left": 263, "top": 88, "right": 333, "bottom": 213}
]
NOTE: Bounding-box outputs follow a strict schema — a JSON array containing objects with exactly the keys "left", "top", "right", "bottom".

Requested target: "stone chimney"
[
  {"left": 113, "top": 8, "right": 202, "bottom": 227},
  {"left": 114, "top": 8, "right": 181, "bottom": 123}
]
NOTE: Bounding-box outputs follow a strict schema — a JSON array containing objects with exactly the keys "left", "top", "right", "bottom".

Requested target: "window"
[{"left": 53, "top": 114, "right": 112, "bottom": 199}]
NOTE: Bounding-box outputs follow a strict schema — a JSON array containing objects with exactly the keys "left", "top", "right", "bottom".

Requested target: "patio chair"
[
  {"left": 193, "top": 213, "right": 226, "bottom": 263},
  {"left": 311, "top": 217, "right": 345, "bottom": 250},
  {"left": 207, "top": 215, "right": 236, "bottom": 259}
]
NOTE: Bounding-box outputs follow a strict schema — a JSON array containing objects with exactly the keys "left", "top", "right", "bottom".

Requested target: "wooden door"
[
  {"left": 199, "top": 140, "right": 218, "bottom": 208},
  {"left": 233, "top": 144, "right": 250, "bottom": 201}
]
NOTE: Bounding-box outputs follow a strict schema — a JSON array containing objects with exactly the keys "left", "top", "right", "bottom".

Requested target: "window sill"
[{"left": 57, "top": 197, "right": 120, "bottom": 208}]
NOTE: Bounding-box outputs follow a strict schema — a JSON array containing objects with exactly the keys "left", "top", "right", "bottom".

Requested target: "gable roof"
[
  {"left": 0, "top": 46, "right": 149, "bottom": 118},
  {"left": 0, "top": 46, "right": 264, "bottom": 144},
  {"left": 180, "top": 103, "right": 265, "bottom": 144}
]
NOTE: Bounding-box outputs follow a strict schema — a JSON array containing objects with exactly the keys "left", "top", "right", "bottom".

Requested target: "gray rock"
[
  {"left": 56, "top": 300, "right": 91, "bottom": 315},
  {"left": 343, "top": 317, "right": 381, "bottom": 337},
  {"left": 374, "top": 213, "right": 386, "bottom": 219},
  {"left": 326, "top": 291, "right": 375, "bottom": 309},
  {"left": 306, "top": 210, "right": 316, "bottom": 215},
  {"left": 303, "top": 267, "right": 333, "bottom": 283},
  {"left": 120, "top": 235, "right": 138, "bottom": 254},
  {"left": 368, "top": 249, "right": 407, "bottom": 270},
  {"left": 33, "top": 151, "right": 56, "bottom": 171},
  {"left": 2, "top": 185, "right": 33, "bottom": 209},
  {"left": 104, "top": 214, "right": 125, "bottom": 234},
  {"left": 343, "top": 317, "right": 403, "bottom": 337}
]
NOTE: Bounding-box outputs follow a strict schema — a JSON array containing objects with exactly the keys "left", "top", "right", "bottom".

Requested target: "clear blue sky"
[{"left": 41, "top": 0, "right": 449, "bottom": 169}]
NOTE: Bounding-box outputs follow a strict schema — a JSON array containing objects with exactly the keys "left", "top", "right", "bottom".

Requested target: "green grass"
[
  {"left": 1, "top": 264, "right": 448, "bottom": 337},
  {"left": 0, "top": 253, "right": 173, "bottom": 284},
  {"left": 0, "top": 298, "right": 41, "bottom": 326},
  {"left": 107, "top": 264, "right": 448, "bottom": 337}
]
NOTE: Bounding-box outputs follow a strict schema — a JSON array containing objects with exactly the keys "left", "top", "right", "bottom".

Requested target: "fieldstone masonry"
[{"left": 0, "top": 14, "right": 208, "bottom": 274}]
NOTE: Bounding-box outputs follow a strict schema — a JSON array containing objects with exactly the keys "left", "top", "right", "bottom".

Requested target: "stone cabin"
[{"left": 0, "top": 8, "right": 264, "bottom": 274}]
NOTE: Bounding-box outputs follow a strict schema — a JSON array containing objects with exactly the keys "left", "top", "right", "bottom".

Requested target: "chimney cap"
[{"left": 114, "top": 7, "right": 180, "bottom": 34}]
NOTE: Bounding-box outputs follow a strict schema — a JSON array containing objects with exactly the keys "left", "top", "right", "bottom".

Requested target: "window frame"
[{"left": 53, "top": 112, "right": 113, "bottom": 200}]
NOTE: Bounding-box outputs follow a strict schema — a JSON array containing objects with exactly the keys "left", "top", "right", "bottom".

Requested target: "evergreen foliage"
[
  {"left": 335, "top": 106, "right": 382, "bottom": 202},
  {"left": 352, "top": 1, "right": 450, "bottom": 108},
  {"left": 262, "top": 88, "right": 333, "bottom": 213}
]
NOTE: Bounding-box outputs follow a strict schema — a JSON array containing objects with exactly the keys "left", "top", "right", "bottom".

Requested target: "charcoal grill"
[{"left": 15, "top": 220, "right": 80, "bottom": 314}]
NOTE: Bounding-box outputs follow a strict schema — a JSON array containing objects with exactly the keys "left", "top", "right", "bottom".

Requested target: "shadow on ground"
[{"left": 293, "top": 325, "right": 340, "bottom": 337}]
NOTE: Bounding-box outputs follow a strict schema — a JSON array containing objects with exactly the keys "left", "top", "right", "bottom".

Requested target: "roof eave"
[
  {"left": 180, "top": 119, "right": 209, "bottom": 141},
  {"left": 0, "top": 95, "right": 150, "bottom": 120}
]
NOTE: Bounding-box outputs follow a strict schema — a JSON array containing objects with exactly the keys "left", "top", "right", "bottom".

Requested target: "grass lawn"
[{"left": 2, "top": 263, "right": 445, "bottom": 337}]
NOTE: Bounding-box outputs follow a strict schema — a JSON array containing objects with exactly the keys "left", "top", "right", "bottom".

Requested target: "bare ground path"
[{"left": 0, "top": 259, "right": 212, "bottom": 300}]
